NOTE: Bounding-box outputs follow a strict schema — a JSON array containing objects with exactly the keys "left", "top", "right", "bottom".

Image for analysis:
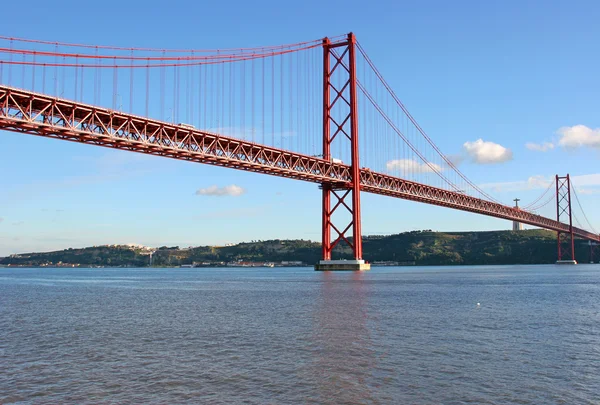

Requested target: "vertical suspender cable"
[
  {"left": 112, "top": 57, "right": 118, "bottom": 110},
  {"left": 252, "top": 56, "right": 255, "bottom": 143},
  {"left": 41, "top": 63, "right": 46, "bottom": 94},
  {"left": 271, "top": 54, "right": 275, "bottom": 147},
  {"left": 145, "top": 59, "right": 150, "bottom": 118},
  {"left": 229, "top": 57, "right": 233, "bottom": 135},
  {"left": 241, "top": 59, "right": 245, "bottom": 138},
  {"left": 32, "top": 52, "right": 36, "bottom": 91},
  {"left": 262, "top": 56, "right": 265, "bottom": 146},
  {"left": 21, "top": 49, "right": 25, "bottom": 89},
  {"left": 61, "top": 55, "right": 66, "bottom": 97},
  {"left": 280, "top": 53, "right": 283, "bottom": 149},
  {"left": 80, "top": 63, "right": 84, "bottom": 102},
  {"left": 74, "top": 56, "right": 78, "bottom": 100},
  {"left": 160, "top": 51, "right": 165, "bottom": 121},
  {"left": 221, "top": 59, "right": 225, "bottom": 135},
  {"left": 130, "top": 50, "right": 134, "bottom": 113},
  {"left": 289, "top": 50, "right": 293, "bottom": 152}
]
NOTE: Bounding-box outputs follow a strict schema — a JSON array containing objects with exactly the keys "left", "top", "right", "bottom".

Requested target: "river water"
[{"left": 1, "top": 265, "right": 599, "bottom": 404}]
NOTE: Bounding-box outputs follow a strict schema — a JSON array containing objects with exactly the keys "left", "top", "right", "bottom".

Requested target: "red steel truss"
[
  {"left": 1, "top": 84, "right": 599, "bottom": 244},
  {"left": 321, "top": 34, "right": 362, "bottom": 261},
  {"left": 556, "top": 175, "right": 575, "bottom": 261},
  {"left": 0, "top": 85, "right": 352, "bottom": 184}
]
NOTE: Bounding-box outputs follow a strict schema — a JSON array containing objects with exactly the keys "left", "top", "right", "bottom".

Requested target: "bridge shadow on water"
[{"left": 303, "top": 271, "right": 389, "bottom": 405}]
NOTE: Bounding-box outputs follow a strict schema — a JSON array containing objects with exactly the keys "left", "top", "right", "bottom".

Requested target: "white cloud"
[
  {"left": 479, "top": 175, "right": 552, "bottom": 193},
  {"left": 525, "top": 142, "right": 554, "bottom": 152},
  {"left": 463, "top": 139, "right": 513, "bottom": 164},
  {"left": 386, "top": 159, "right": 443, "bottom": 174},
  {"left": 0, "top": 217, "right": 3, "bottom": 223},
  {"left": 557, "top": 125, "right": 600, "bottom": 149},
  {"left": 195, "top": 184, "right": 246, "bottom": 197}
]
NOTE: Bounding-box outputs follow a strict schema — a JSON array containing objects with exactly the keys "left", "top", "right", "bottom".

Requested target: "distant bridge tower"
[
  {"left": 556, "top": 174, "right": 577, "bottom": 264},
  {"left": 512, "top": 198, "right": 523, "bottom": 231}
]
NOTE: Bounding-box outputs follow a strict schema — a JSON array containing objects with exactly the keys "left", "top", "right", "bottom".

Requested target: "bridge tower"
[
  {"left": 556, "top": 174, "right": 577, "bottom": 264},
  {"left": 315, "top": 33, "right": 369, "bottom": 271}
]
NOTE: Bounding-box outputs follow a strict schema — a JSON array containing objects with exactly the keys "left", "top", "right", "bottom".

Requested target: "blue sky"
[{"left": 1, "top": 0, "right": 599, "bottom": 255}]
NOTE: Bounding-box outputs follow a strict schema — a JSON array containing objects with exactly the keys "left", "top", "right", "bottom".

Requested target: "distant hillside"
[
  {"left": 362, "top": 229, "right": 562, "bottom": 265},
  {"left": 0, "top": 230, "right": 591, "bottom": 267},
  {"left": 1, "top": 245, "right": 152, "bottom": 267}
]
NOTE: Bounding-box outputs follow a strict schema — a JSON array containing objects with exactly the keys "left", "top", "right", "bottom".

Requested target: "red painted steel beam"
[
  {"left": 359, "top": 171, "right": 599, "bottom": 242},
  {"left": 321, "top": 37, "right": 332, "bottom": 261},
  {"left": 0, "top": 85, "right": 353, "bottom": 184},
  {"left": 348, "top": 33, "right": 362, "bottom": 260},
  {"left": 1, "top": 85, "right": 599, "bottom": 243},
  {"left": 555, "top": 175, "right": 576, "bottom": 261},
  {"left": 320, "top": 34, "right": 363, "bottom": 260}
]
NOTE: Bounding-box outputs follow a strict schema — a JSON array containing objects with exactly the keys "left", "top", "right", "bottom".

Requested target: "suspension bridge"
[{"left": 0, "top": 33, "right": 598, "bottom": 269}]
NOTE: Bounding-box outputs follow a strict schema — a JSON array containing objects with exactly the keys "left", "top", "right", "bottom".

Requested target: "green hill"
[{"left": 0, "top": 230, "right": 592, "bottom": 267}]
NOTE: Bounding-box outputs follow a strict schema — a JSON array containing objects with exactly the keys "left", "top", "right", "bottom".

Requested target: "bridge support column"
[
  {"left": 556, "top": 174, "right": 577, "bottom": 265},
  {"left": 316, "top": 33, "right": 369, "bottom": 271}
]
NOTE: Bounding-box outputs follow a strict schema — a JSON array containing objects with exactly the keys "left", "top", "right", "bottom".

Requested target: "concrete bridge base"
[
  {"left": 556, "top": 260, "right": 578, "bottom": 265},
  {"left": 315, "top": 259, "right": 371, "bottom": 271}
]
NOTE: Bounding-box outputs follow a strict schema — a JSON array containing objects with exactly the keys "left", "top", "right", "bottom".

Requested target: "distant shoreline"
[{"left": 1, "top": 229, "right": 595, "bottom": 267}]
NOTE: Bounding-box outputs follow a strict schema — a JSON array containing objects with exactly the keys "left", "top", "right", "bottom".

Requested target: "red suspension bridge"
[{"left": 0, "top": 33, "right": 598, "bottom": 268}]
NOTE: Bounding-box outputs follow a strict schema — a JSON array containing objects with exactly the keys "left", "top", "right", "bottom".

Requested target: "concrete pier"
[
  {"left": 556, "top": 260, "right": 577, "bottom": 265},
  {"left": 314, "top": 259, "right": 371, "bottom": 271}
]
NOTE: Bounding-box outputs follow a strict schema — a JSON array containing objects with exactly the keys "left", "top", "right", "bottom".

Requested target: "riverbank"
[{"left": 1, "top": 229, "right": 592, "bottom": 268}]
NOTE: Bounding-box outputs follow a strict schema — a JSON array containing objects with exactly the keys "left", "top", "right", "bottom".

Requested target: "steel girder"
[
  {"left": 359, "top": 170, "right": 599, "bottom": 242},
  {"left": 1, "top": 85, "right": 599, "bottom": 243},
  {"left": 0, "top": 85, "right": 351, "bottom": 184}
]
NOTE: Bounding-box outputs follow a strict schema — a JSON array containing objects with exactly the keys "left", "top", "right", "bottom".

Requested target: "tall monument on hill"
[{"left": 512, "top": 198, "right": 524, "bottom": 231}]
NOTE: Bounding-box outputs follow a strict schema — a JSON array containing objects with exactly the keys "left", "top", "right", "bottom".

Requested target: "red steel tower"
[
  {"left": 316, "top": 33, "right": 369, "bottom": 271},
  {"left": 556, "top": 174, "right": 577, "bottom": 264}
]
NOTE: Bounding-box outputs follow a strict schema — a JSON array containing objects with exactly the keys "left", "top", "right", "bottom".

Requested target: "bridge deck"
[{"left": 1, "top": 85, "right": 598, "bottom": 242}]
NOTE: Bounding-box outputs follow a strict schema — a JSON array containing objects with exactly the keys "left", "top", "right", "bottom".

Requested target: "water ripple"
[{"left": 1, "top": 265, "right": 599, "bottom": 403}]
